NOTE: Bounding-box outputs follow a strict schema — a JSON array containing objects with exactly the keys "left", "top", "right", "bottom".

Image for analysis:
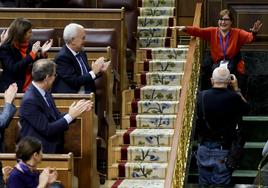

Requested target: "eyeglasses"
[{"left": 219, "top": 18, "right": 231, "bottom": 22}]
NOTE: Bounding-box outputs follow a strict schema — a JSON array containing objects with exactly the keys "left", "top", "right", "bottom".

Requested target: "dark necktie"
[
  {"left": 76, "top": 53, "right": 88, "bottom": 75},
  {"left": 44, "top": 92, "right": 57, "bottom": 119}
]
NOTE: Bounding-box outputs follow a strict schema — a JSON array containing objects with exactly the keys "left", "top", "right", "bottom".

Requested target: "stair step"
[
  {"left": 133, "top": 100, "right": 179, "bottom": 114},
  {"left": 112, "top": 146, "right": 171, "bottom": 162},
  {"left": 137, "top": 72, "right": 184, "bottom": 86},
  {"left": 137, "top": 37, "right": 172, "bottom": 48},
  {"left": 189, "top": 170, "right": 257, "bottom": 178},
  {"left": 139, "top": 0, "right": 175, "bottom": 8},
  {"left": 241, "top": 117, "right": 268, "bottom": 141},
  {"left": 110, "top": 162, "right": 168, "bottom": 179},
  {"left": 136, "top": 59, "right": 186, "bottom": 73},
  {"left": 116, "top": 128, "right": 174, "bottom": 146},
  {"left": 131, "top": 114, "right": 177, "bottom": 129},
  {"left": 139, "top": 85, "right": 181, "bottom": 101},
  {"left": 243, "top": 116, "right": 268, "bottom": 121},
  {"left": 138, "top": 16, "right": 174, "bottom": 27},
  {"left": 150, "top": 48, "right": 188, "bottom": 60},
  {"left": 137, "top": 27, "right": 173, "bottom": 38},
  {"left": 139, "top": 7, "right": 175, "bottom": 17},
  {"left": 136, "top": 48, "right": 188, "bottom": 61},
  {"left": 111, "top": 179, "right": 165, "bottom": 188}
]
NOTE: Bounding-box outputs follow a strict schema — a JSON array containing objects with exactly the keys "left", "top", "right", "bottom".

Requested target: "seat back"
[{"left": 31, "top": 28, "right": 55, "bottom": 45}]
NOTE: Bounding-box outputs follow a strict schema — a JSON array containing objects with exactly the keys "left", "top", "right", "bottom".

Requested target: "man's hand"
[
  {"left": 101, "top": 61, "right": 111, "bottom": 72},
  {"left": 68, "top": 100, "right": 93, "bottom": 119},
  {"left": 229, "top": 74, "right": 239, "bottom": 91},
  {"left": 4, "top": 83, "right": 18, "bottom": 104},
  {"left": 92, "top": 57, "right": 105, "bottom": 75}
]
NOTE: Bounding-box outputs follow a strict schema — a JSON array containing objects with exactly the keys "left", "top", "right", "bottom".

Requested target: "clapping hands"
[
  {"left": 92, "top": 57, "right": 110, "bottom": 74},
  {"left": 68, "top": 99, "right": 93, "bottom": 119},
  {"left": 32, "top": 39, "right": 53, "bottom": 55},
  {"left": 0, "top": 28, "right": 8, "bottom": 45},
  {"left": 4, "top": 83, "right": 18, "bottom": 104},
  {"left": 41, "top": 39, "right": 53, "bottom": 54},
  {"left": 38, "top": 167, "right": 58, "bottom": 188}
]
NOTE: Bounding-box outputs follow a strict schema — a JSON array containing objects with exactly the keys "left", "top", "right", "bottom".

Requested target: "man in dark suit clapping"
[
  {"left": 52, "top": 23, "right": 110, "bottom": 94},
  {"left": 19, "top": 59, "right": 93, "bottom": 153}
]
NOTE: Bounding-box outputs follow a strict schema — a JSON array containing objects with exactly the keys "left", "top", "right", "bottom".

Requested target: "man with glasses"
[{"left": 174, "top": 9, "right": 262, "bottom": 91}]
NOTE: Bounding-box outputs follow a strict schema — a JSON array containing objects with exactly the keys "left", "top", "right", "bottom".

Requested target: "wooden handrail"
[{"left": 164, "top": 2, "right": 202, "bottom": 188}]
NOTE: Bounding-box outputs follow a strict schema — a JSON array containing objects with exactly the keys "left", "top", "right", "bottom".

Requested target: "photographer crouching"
[{"left": 195, "top": 66, "right": 249, "bottom": 185}]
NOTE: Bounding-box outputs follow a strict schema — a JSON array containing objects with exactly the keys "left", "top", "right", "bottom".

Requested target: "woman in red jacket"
[
  {"left": 176, "top": 9, "right": 262, "bottom": 91},
  {"left": 0, "top": 17, "right": 53, "bottom": 93}
]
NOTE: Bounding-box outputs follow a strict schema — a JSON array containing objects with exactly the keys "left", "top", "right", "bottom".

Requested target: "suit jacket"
[
  {"left": 0, "top": 102, "right": 16, "bottom": 152},
  {"left": 19, "top": 84, "right": 69, "bottom": 153},
  {"left": 52, "top": 45, "right": 96, "bottom": 94},
  {"left": 0, "top": 43, "right": 36, "bottom": 92}
]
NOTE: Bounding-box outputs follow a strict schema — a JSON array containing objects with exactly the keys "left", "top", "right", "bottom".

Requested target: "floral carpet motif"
[
  {"left": 119, "top": 146, "right": 171, "bottom": 162},
  {"left": 138, "top": 17, "right": 172, "bottom": 27},
  {"left": 117, "top": 179, "right": 165, "bottom": 188},
  {"left": 136, "top": 114, "right": 177, "bottom": 129},
  {"left": 138, "top": 101, "right": 179, "bottom": 114},
  {"left": 138, "top": 27, "right": 170, "bottom": 38},
  {"left": 140, "top": 0, "right": 175, "bottom": 7},
  {"left": 130, "top": 128, "right": 174, "bottom": 146},
  {"left": 145, "top": 72, "right": 183, "bottom": 86},
  {"left": 139, "top": 7, "right": 175, "bottom": 16},
  {"left": 125, "top": 162, "right": 168, "bottom": 179},
  {"left": 138, "top": 37, "right": 169, "bottom": 48},
  {"left": 149, "top": 60, "right": 185, "bottom": 72},
  {"left": 140, "top": 85, "right": 181, "bottom": 101},
  {"left": 151, "top": 48, "right": 188, "bottom": 60}
]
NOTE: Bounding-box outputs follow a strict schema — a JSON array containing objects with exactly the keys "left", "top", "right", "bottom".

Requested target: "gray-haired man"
[{"left": 195, "top": 66, "right": 249, "bottom": 185}]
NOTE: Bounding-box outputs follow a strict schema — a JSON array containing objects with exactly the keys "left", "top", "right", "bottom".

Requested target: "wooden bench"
[
  {"left": 0, "top": 7, "right": 128, "bottom": 93},
  {"left": 0, "top": 153, "right": 74, "bottom": 188},
  {"left": 0, "top": 93, "right": 99, "bottom": 188}
]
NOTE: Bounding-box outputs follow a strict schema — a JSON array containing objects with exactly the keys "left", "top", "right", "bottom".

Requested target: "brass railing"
[{"left": 164, "top": 2, "right": 202, "bottom": 188}]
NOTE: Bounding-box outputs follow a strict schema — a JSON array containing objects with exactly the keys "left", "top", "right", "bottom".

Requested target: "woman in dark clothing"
[
  {"left": 0, "top": 17, "right": 53, "bottom": 92},
  {"left": 7, "top": 136, "right": 58, "bottom": 188}
]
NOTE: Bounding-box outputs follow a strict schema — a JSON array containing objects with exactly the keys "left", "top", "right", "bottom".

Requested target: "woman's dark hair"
[
  {"left": 219, "top": 9, "right": 234, "bottom": 22},
  {"left": 16, "top": 137, "right": 42, "bottom": 162},
  {"left": 4, "top": 17, "right": 32, "bottom": 45}
]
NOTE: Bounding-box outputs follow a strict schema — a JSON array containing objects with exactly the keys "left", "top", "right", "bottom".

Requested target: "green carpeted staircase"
[{"left": 103, "top": 0, "right": 191, "bottom": 187}]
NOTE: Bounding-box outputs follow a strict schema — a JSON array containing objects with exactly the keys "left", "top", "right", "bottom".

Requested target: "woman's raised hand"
[
  {"left": 250, "top": 20, "right": 262, "bottom": 33},
  {"left": 41, "top": 39, "right": 53, "bottom": 53},
  {"left": 32, "top": 41, "right": 41, "bottom": 54}
]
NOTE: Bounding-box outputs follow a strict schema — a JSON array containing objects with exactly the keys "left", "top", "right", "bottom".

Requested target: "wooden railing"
[{"left": 164, "top": 2, "right": 202, "bottom": 188}]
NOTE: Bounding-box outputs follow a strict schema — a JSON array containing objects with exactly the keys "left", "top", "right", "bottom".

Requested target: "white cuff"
[
  {"left": 89, "top": 71, "right": 96, "bottom": 79},
  {"left": 64, "top": 114, "right": 73, "bottom": 124}
]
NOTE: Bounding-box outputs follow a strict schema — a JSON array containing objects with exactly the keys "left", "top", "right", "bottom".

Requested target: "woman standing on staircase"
[{"left": 175, "top": 9, "right": 262, "bottom": 92}]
